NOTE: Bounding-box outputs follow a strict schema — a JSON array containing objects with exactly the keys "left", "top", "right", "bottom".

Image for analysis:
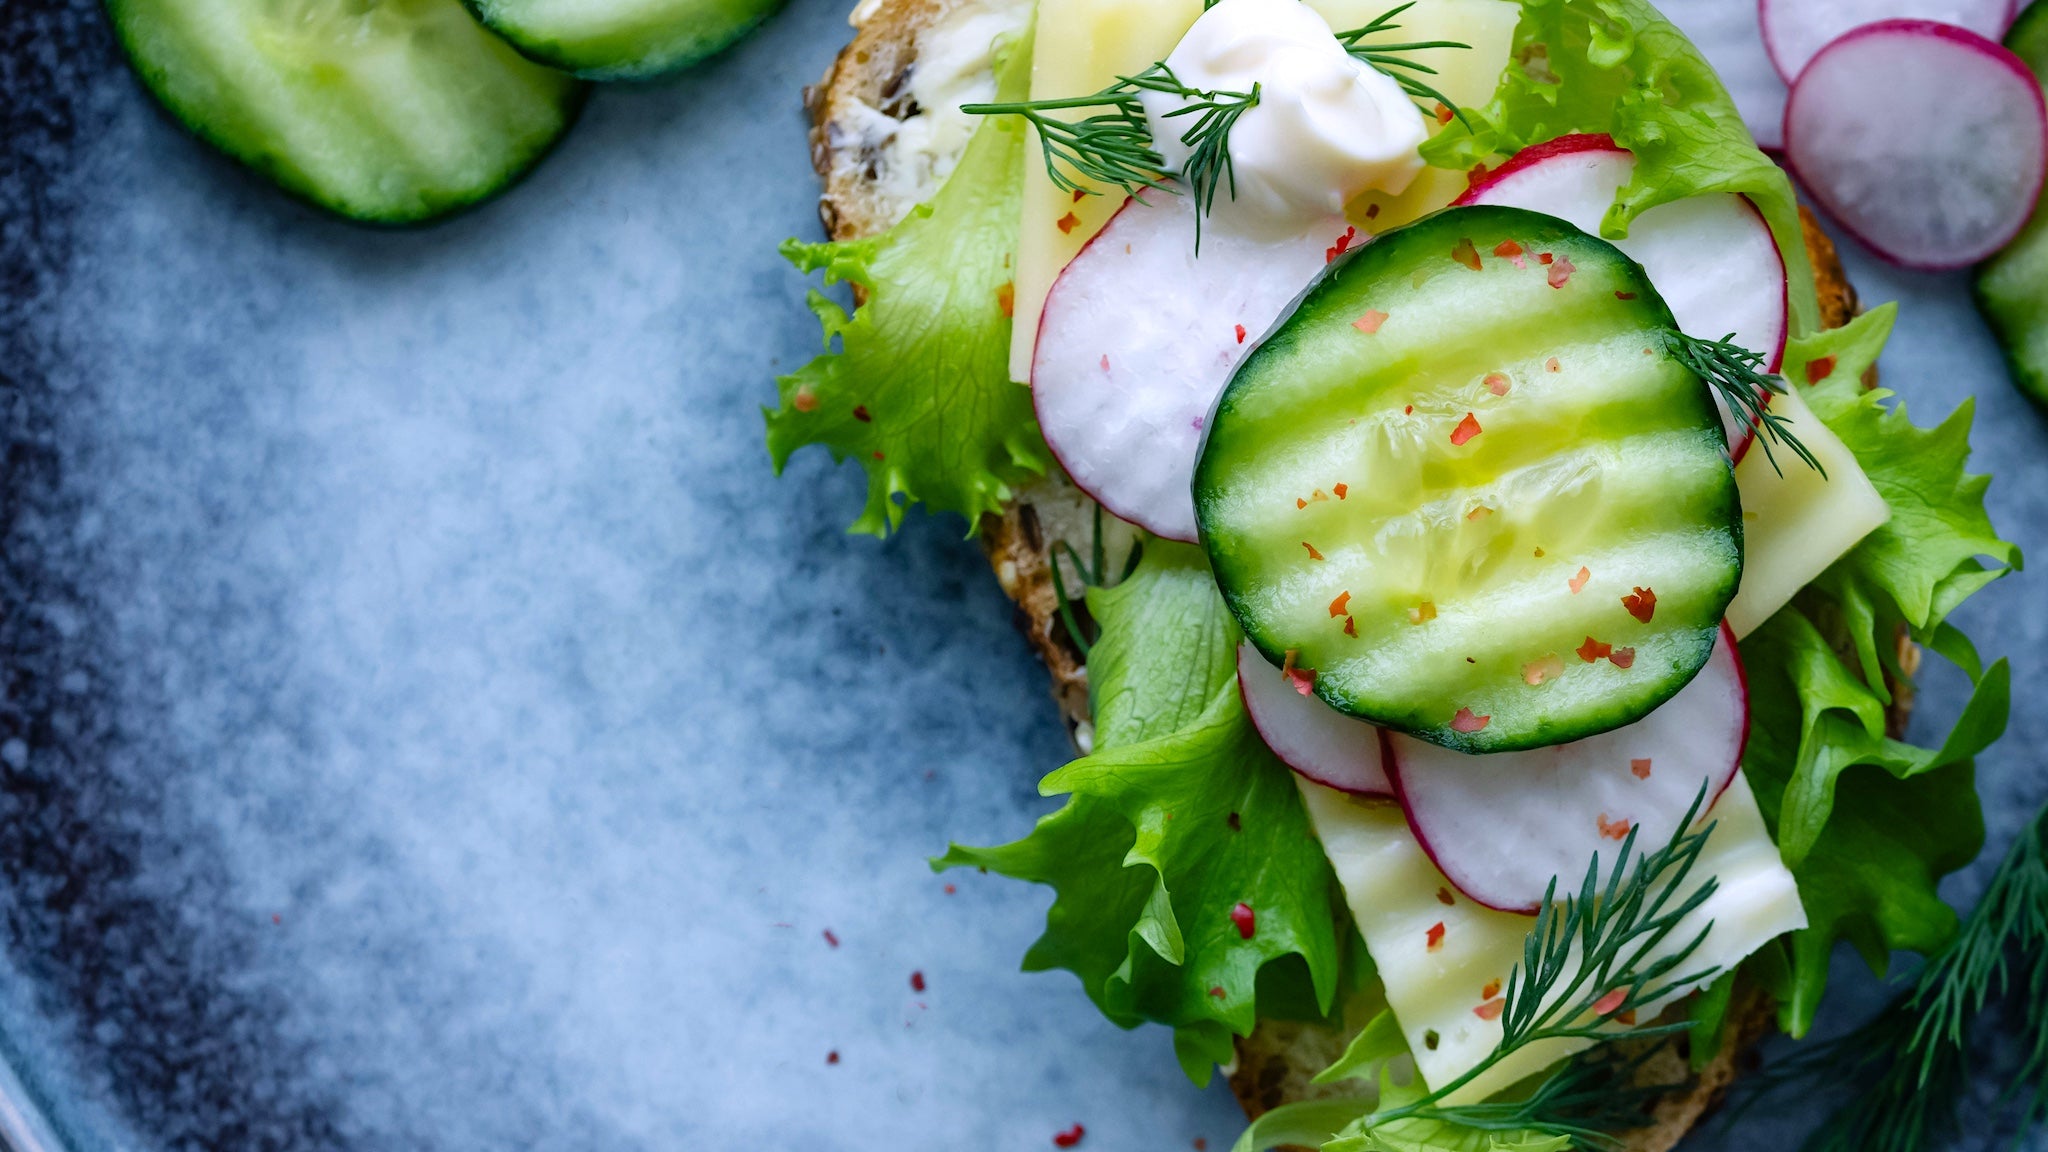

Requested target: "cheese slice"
[
  {"left": 1298, "top": 772, "right": 1804, "bottom": 1100},
  {"left": 1724, "top": 384, "right": 1890, "bottom": 637}
]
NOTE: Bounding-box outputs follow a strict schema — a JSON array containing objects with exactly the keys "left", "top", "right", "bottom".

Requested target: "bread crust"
[{"left": 802, "top": 15, "right": 1898, "bottom": 1146}]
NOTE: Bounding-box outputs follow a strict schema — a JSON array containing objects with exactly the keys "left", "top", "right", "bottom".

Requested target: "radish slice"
[
  {"left": 1761, "top": 0, "right": 2017, "bottom": 84},
  {"left": 1456, "top": 135, "right": 1787, "bottom": 456},
  {"left": 1237, "top": 641, "right": 1390, "bottom": 797},
  {"left": 1384, "top": 624, "right": 1748, "bottom": 914},
  {"left": 1783, "top": 19, "right": 2047, "bottom": 270},
  {"left": 1032, "top": 188, "right": 1352, "bottom": 541}
]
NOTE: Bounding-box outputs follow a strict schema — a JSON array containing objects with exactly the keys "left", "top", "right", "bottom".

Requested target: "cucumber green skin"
[
  {"left": 1194, "top": 207, "right": 1742, "bottom": 754},
  {"left": 464, "top": 0, "right": 788, "bottom": 80},
  {"left": 107, "top": 0, "right": 588, "bottom": 225},
  {"left": 1978, "top": 0, "right": 2048, "bottom": 406}
]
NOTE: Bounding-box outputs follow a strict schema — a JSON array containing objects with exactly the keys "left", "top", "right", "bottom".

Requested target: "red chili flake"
[
  {"left": 1493, "top": 239, "right": 1524, "bottom": 259},
  {"left": 1057, "top": 212, "right": 1081, "bottom": 234},
  {"left": 1545, "top": 357, "right": 1561, "bottom": 373},
  {"left": 1484, "top": 372, "right": 1511, "bottom": 396},
  {"left": 871, "top": 451, "right": 884, "bottom": 460},
  {"left": 827, "top": 1050, "right": 840, "bottom": 1064},
  {"left": 910, "top": 970, "right": 927, "bottom": 992},
  {"left": 1522, "top": 652, "right": 1563, "bottom": 686},
  {"left": 1208, "top": 985, "right": 1227, "bottom": 998},
  {"left": 1474, "top": 997, "right": 1506, "bottom": 1021},
  {"left": 1593, "top": 988, "right": 1628, "bottom": 1016},
  {"left": 1333, "top": 483, "right": 1348, "bottom": 499},
  {"left": 793, "top": 387, "right": 818, "bottom": 413},
  {"left": 1404, "top": 404, "right": 1414, "bottom": 415},
  {"left": 1608, "top": 647, "right": 1635, "bottom": 669},
  {"left": 1434, "top": 102, "right": 1454, "bottom": 125},
  {"left": 1054, "top": 1124, "right": 1087, "bottom": 1148},
  {"left": 1547, "top": 255, "right": 1577, "bottom": 289},
  {"left": 852, "top": 405, "right": 872, "bottom": 422},
  {"left": 1596, "top": 814, "right": 1631, "bottom": 841},
  {"left": 1227, "top": 812, "right": 1241, "bottom": 831},
  {"left": 1302, "top": 541, "right": 1325, "bottom": 561},
  {"left": 944, "top": 883, "right": 957, "bottom": 894},
  {"left": 1195, "top": 1141, "right": 1209, "bottom": 1151},
  {"left": 823, "top": 929, "right": 840, "bottom": 948},
  {"left": 1352, "top": 309, "right": 1389, "bottom": 334},
  {"left": 1617, "top": 1009, "right": 1637, "bottom": 1025},
  {"left": 1234, "top": 323, "right": 1247, "bottom": 344},
  {"left": 1577, "top": 636, "right": 1613, "bottom": 663},
  {"left": 1071, "top": 188, "right": 1087, "bottom": 203},
  {"left": 1614, "top": 290, "right": 1636, "bottom": 300},
  {"left": 1437, "top": 886, "right": 1456, "bottom": 905},
  {"left": 1451, "top": 707, "right": 1488, "bottom": 733},
  {"left": 1482, "top": 978, "right": 1502, "bottom": 1000},
  {"left": 1538, "top": 252, "right": 1554, "bottom": 265},
  {"left": 1450, "top": 412, "right": 1483, "bottom": 446},
  {"left": 1426, "top": 921, "right": 1447, "bottom": 951},
  {"left": 1342, "top": 616, "right": 1358, "bottom": 637},
  {"left": 1230, "top": 902, "right": 1257, "bottom": 939},
  {"left": 1467, "top": 505, "right": 1491, "bottom": 521},
  {"left": 1286, "top": 667, "right": 1316, "bottom": 696},
  {"left": 1631, "top": 758, "right": 1652, "bottom": 779},
  {"left": 1807, "top": 355, "right": 1836, "bottom": 384},
  {"left": 1408, "top": 600, "right": 1437, "bottom": 625},
  {"left": 1326, "top": 225, "right": 1359, "bottom": 263},
  {"left": 997, "top": 281, "right": 1015, "bottom": 317},
  {"left": 1365, "top": 203, "right": 1381, "bottom": 220},
  {"left": 1329, "top": 591, "right": 1352, "bottom": 617},
  {"left": 1569, "top": 566, "right": 1591, "bottom": 594},
  {"left": 1297, "top": 498, "right": 1308, "bottom": 509},
  {"left": 1451, "top": 237, "right": 1482, "bottom": 271},
  {"left": 1621, "top": 586, "right": 1657, "bottom": 623}
]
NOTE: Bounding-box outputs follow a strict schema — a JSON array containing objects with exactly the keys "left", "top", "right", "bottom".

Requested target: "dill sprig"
[
  {"left": 1333, "top": 1, "right": 1473, "bottom": 124},
  {"left": 1761, "top": 804, "right": 2048, "bottom": 1152},
  {"left": 1338, "top": 787, "right": 1722, "bottom": 1146},
  {"left": 1045, "top": 503, "right": 1143, "bottom": 656},
  {"left": 1657, "top": 329, "right": 1823, "bottom": 478}
]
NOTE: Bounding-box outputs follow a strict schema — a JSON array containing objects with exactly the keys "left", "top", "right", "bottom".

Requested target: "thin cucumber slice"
[
  {"left": 109, "top": 0, "right": 588, "bottom": 224},
  {"left": 1193, "top": 206, "right": 1742, "bottom": 754},
  {"left": 1978, "top": 0, "right": 2048, "bottom": 404},
  {"left": 464, "top": 0, "right": 787, "bottom": 79}
]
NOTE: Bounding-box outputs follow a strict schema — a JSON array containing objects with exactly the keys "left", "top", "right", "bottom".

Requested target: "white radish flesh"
[
  {"left": 1783, "top": 19, "right": 2047, "bottom": 269},
  {"left": 1032, "top": 187, "right": 1352, "bottom": 541},
  {"left": 1760, "top": 0, "right": 2016, "bottom": 83},
  {"left": 1238, "top": 641, "right": 1390, "bottom": 796},
  {"left": 1455, "top": 135, "right": 1788, "bottom": 454},
  {"left": 1385, "top": 624, "right": 1748, "bottom": 914}
]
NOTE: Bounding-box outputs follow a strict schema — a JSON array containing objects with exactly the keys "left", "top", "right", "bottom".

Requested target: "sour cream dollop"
[{"left": 1140, "top": 0, "right": 1428, "bottom": 239}]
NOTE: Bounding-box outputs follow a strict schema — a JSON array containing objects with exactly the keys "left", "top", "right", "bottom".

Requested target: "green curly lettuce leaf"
[
  {"left": 1422, "top": 0, "right": 1819, "bottom": 333},
  {"left": 935, "top": 541, "right": 1342, "bottom": 1083},
  {"left": 766, "top": 29, "right": 1049, "bottom": 536}
]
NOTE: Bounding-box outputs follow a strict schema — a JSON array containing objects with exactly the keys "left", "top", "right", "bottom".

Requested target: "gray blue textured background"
[{"left": 0, "top": 0, "right": 2042, "bottom": 1147}]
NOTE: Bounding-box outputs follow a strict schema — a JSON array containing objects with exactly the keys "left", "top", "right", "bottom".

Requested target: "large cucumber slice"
[
  {"left": 1977, "top": 0, "right": 2048, "bottom": 405},
  {"left": 109, "top": 0, "right": 588, "bottom": 224},
  {"left": 1193, "top": 206, "right": 1742, "bottom": 754},
  {"left": 464, "top": 0, "right": 786, "bottom": 79}
]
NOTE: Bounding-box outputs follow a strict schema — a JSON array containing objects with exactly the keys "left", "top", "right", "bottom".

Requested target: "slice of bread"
[{"left": 801, "top": 8, "right": 1899, "bottom": 1145}]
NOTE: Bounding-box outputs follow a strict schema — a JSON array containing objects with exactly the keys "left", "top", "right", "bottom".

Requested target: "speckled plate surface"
[{"left": 0, "top": 0, "right": 2044, "bottom": 1148}]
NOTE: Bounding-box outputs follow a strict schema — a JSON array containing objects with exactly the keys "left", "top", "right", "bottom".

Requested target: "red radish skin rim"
[
  {"left": 1759, "top": 0, "right": 2022, "bottom": 86},
  {"left": 1385, "top": 622, "right": 1750, "bottom": 915},
  {"left": 1455, "top": 135, "right": 1788, "bottom": 460},
  {"left": 1780, "top": 19, "right": 2048, "bottom": 271},
  {"left": 1237, "top": 647, "right": 1392, "bottom": 798}
]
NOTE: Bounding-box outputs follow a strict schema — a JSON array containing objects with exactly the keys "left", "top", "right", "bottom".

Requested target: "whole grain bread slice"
[{"left": 802, "top": 11, "right": 1900, "bottom": 1144}]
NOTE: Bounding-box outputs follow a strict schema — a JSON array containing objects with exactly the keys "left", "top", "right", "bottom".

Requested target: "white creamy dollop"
[{"left": 1141, "top": 0, "right": 1428, "bottom": 238}]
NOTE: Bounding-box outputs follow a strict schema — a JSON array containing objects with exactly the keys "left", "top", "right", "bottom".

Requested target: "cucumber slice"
[
  {"left": 1192, "top": 206, "right": 1742, "bottom": 754},
  {"left": 464, "top": 0, "right": 786, "bottom": 79},
  {"left": 109, "top": 0, "right": 588, "bottom": 224},
  {"left": 1977, "top": 0, "right": 2048, "bottom": 404}
]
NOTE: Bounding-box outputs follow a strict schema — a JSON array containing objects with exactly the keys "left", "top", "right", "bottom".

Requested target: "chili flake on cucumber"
[{"left": 1194, "top": 206, "right": 1743, "bottom": 753}]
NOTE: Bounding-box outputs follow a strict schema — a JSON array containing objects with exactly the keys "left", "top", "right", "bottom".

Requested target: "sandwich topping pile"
[{"left": 772, "top": 0, "right": 2020, "bottom": 1144}]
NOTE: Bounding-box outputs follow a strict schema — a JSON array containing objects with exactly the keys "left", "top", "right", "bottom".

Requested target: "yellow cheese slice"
[
  {"left": 1298, "top": 772, "right": 1804, "bottom": 1100},
  {"left": 1724, "top": 384, "right": 1890, "bottom": 637}
]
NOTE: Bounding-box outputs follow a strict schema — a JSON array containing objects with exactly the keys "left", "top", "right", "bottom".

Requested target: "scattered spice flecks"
[
  {"left": 1054, "top": 1123, "right": 1087, "bottom": 1148},
  {"left": 1333, "top": 482, "right": 1348, "bottom": 498},
  {"left": 1099, "top": 354, "right": 1110, "bottom": 373},
  {"left": 1230, "top": 902, "right": 1258, "bottom": 939},
  {"left": 1469, "top": 162, "right": 1490, "bottom": 184},
  {"left": 1072, "top": 187, "right": 1087, "bottom": 203},
  {"left": 1547, "top": 254, "right": 1577, "bottom": 289},
  {"left": 1451, "top": 237, "right": 1482, "bottom": 271},
  {"left": 1228, "top": 811, "right": 1242, "bottom": 831},
  {"left": 1622, "top": 586, "right": 1657, "bottom": 623},
  {"left": 828, "top": 1050, "right": 840, "bottom": 1065},
  {"left": 1609, "top": 646, "right": 1635, "bottom": 669},
  {"left": 1482, "top": 978, "right": 1502, "bottom": 1000},
  {"left": 1353, "top": 309, "right": 1389, "bottom": 335},
  {"left": 793, "top": 387, "right": 818, "bottom": 413},
  {"left": 910, "top": 970, "right": 927, "bottom": 992},
  {"left": 1404, "top": 404, "right": 1414, "bottom": 415},
  {"left": 1807, "top": 355, "right": 1836, "bottom": 383},
  {"left": 1545, "top": 356, "right": 1561, "bottom": 373},
  {"left": 1577, "top": 636, "right": 1613, "bottom": 663},
  {"left": 1450, "top": 412, "right": 1483, "bottom": 446},
  {"left": 1617, "top": 1009, "right": 1637, "bottom": 1025},
  {"left": 1569, "top": 566, "right": 1591, "bottom": 594},
  {"left": 823, "top": 929, "right": 840, "bottom": 948},
  {"left": 1493, "top": 238, "right": 1526, "bottom": 268},
  {"left": 1329, "top": 591, "right": 1352, "bottom": 617},
  {"left": 1408, "top": 600, "right": 1437, "bottom": 625},
  {"left": 1533, "top": 547, "right": 1546, "bottom": 558},
  {"left": 1474, "top": 997, "right": 1507, "bottom": 1021},
  {"left": 1056, "top": 212, "right": 1081, "bottom": 235},
  {"left": 1365, "top": 203, "right": 1381, "bottom": 220},
  {"left": 1434, "top": 102, "right": 1455, "bottom": 125},
  {"left": 1195, "top": 1140, "right": 1209, "bottom": 1151},
  {"left": 1326, "top": 226, "right": 1359, "bottom": 263},
  {"left": 1614, "top": 290, "right": 1636, "bottom": 300},
  {"left": 1596, "top": 814, "right": 1631, "bottom": 841},
  {"left": 871, "top": 451, "right": 884, "bottom": 460},
  {"left": 1451, "top": 707, "right": 1489, "bottom": 733},
  {"left": 1593, "top": 987, "right": 1628, "bottom": 1016},
  {"left": 1467, "top": 505, "right": 1492, "bottom": 521},
  {"left": 852, "top": 404, "right": 872, "bottom": 423},
  {"left": 1297, "top": 497, "right": 1308, "bottom": 509},
  {"left": 1484, "top": 372, "right": 1511, "bottom": 396},
  {"left": 1426, "top": 921, "right": 1447, "bottom": 951},
  {"left": 1522, "top": 652, "right": 1564, "bottom": 686},
  {"left": 1538, "top": 252, "right": 1554, "bottom": 265},
  {"left": 1302, "top": 541, "right": 1325, "bottom": 561},
  {"left": 1424, "top": 1029, "right": 1441, "bottom": 1050},
  {"left": 997, "top": 281, "right": 1015, "bottom": 317},
  {"left": 1437, "top": 886, "right": 1456, "bottom": 906},
  {"left": 1235, "top": 323, "right": 1247, "bottom": 344},
  {"left": 1343, "top": 616, "right": 1358, "bottom": 637},
  {"left": 1209, "top": 985, "right": 1227, "bottom": 999},
  {"left": 1631, "top": 757, "right": 1653, "bottom": 780},
  {"left": 1285, "top": 667, "right": 1317, "bottom": 696},
  {"left": 944, "top": 883, "right": 957, "bottom": 894}
]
